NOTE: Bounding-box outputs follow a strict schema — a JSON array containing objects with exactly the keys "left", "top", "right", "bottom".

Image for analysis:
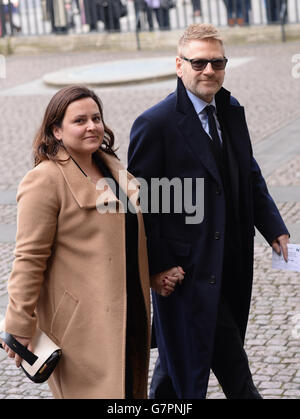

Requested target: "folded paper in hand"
[{"left": 272, "top": 244, "right": 300, "bottom": 272}]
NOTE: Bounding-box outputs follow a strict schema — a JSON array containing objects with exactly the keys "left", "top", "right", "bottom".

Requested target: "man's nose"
[{"left": 203, "top": 62, "right": 215, "bottom": 75}]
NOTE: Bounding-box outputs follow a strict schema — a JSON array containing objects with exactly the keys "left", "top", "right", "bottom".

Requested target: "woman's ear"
[{"left": 52, "top": 125, "right": 62, "bottom": 141}]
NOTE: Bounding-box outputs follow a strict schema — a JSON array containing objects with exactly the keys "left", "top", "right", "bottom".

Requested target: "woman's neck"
[{"left": 67, "top": 150, "right": 95, "bottom": 172}]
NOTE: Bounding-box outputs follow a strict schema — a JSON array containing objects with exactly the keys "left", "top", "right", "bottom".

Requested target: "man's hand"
[
  {"left": 150, "top": 266, "right": 185, "bottom": 297},
  {"left": 271, "top": 234, "right": 289, "bottom": 262}
]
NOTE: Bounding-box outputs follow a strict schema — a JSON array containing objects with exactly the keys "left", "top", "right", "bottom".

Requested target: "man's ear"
[
  {"left": 52, "top": 125, "right": 62, "bottom": 141},
  {"left": 175, "top": 56, "right": 183, "bottom": 78}
]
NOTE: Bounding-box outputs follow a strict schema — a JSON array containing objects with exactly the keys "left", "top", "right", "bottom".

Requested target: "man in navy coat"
[{"left": 128, "top": 23, "right": 289, "bottom": 399}]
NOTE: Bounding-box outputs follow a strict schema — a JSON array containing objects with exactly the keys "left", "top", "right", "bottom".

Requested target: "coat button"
[
  {"left": 214, "top": 231, "right": 221, "bottom": 240},
  {"left": 209, "top": 275, "right": 216, "bottom": 284}
]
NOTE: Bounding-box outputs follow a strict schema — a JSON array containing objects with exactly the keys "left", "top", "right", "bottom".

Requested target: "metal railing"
[{"left": 0, "top": 0, "right": 299, "bottom": 38}]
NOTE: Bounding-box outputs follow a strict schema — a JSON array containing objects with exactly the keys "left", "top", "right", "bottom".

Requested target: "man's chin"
[
  {"left": 194, "top": 90, "right": 215, "bottom": 102},
  {"left": 196, "top": 86, "right": 221, "bottom": 100}
]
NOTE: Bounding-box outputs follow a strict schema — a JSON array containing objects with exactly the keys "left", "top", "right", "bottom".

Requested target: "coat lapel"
[
  {"left": 99, "top": 151, "right": 141, "bottom": 212},
  {"left": 55, "top": 148, "right": 140, "bottom": 211},
  {"left": 215, "top": 89, "right": 240, "bottom": 207},
  {"left": 55, "top": 148, "right": 104, "bottom": 209},
  {"left": 175, "top": 78, "right": 222, "bottom": 185},
  {"left": 216, "top": 89, "right": 252, "bottom": 172}
]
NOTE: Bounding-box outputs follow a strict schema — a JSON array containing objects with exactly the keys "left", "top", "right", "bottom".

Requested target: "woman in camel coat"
[{"left": 1, "top": 86, "right": 176, "bottom": 399}]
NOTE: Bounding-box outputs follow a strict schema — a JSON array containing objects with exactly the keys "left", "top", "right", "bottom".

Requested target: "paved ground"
[{"left": 0, "top": 40, "right": 300, "bottom": 399}]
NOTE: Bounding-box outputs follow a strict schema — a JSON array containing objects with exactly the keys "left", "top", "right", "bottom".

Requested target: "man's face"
[{"left": 176, "top": 39, "right": 226, "bottom": 103}]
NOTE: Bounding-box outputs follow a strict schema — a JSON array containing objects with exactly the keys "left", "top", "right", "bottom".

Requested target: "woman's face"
[{"left": 53, "top": 97, "right": 104, "bottom": 157}]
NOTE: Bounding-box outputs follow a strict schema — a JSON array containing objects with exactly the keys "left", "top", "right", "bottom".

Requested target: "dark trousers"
[
  {"left": 134, "top": 0, "right": 154, "bottom": 30},
  {"left": 153, "top": 8, "right": 170, "bottom": 30},
  {"left": 191, "top": 0, "right": 202, "bottom": 13},
  {"left": 223, "top": 0, "right": 251, "bottom": 22},
  {"left": 266, "top": 0, "right": 287, "bottom": 23},
  {"left": 149, "top": 296, "right": 262, "bottom": 399},
  {"left": 83, "top": 0, "right": 98, "bottom": 30}
]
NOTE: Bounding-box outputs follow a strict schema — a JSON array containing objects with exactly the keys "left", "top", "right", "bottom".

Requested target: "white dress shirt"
[{"left": 186, "top": 89, "right": 223, "bottom": 144}]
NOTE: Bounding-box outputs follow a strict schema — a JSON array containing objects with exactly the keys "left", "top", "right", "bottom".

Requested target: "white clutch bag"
[{"left": 0, "top": 318, "right": 62, "bottom": 383}]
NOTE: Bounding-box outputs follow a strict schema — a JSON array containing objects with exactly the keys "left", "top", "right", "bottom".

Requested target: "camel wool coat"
[{"left": 4, "top": 148, "right": 151, "bottom": 399}]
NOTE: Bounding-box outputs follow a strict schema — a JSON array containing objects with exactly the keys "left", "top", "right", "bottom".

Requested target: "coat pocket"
[{"left": 50, "top": 291, "right": 79, "bottom": 343}]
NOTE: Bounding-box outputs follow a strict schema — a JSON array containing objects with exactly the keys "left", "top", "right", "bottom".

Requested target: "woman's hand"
[
  {"left": 0, "top": 335, "right": 33, "bottom": 368},
  {"left": 150, "top": 266, "right": 185, "bottom": 297}
]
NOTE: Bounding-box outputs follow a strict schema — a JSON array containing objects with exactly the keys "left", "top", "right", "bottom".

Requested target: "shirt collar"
[{"left": 186, "top": 89, "right": 216, "bottom": 115}]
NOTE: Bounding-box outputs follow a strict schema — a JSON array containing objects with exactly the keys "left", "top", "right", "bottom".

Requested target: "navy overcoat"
[{"left": 128, "top": 78, "right": 288, "bottom": 398}]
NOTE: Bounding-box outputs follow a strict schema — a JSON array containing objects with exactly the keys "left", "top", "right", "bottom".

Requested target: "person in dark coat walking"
[{"left": 128, "top": 23, "right": 289, "bottom": 399}]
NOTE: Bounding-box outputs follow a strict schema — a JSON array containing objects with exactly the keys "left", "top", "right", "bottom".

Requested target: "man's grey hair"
[{"left": 178, "top": 24, "right": 224, "bottom": 56}]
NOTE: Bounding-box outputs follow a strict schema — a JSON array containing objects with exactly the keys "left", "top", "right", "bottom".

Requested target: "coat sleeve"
[
  {"left": 231, "top": 95, "right": 289, "bottom": 244},
  {"left": 4, "top": 166, "right": 59, "bottom": 338},
  {"left": 251, "top": 156, "right": 289, "bottom": 244},
  {"left": 128, "top": 114, "right": 178, "bottom": 276}
]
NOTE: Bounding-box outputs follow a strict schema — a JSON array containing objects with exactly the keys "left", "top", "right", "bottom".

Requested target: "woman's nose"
[{"left": 86, "top": 120, "right": 96, "bottom": 130}]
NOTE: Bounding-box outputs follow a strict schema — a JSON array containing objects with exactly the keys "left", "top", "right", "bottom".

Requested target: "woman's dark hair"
[{"left": 33, "top": 85, "right": 117, "bottom": 166}]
